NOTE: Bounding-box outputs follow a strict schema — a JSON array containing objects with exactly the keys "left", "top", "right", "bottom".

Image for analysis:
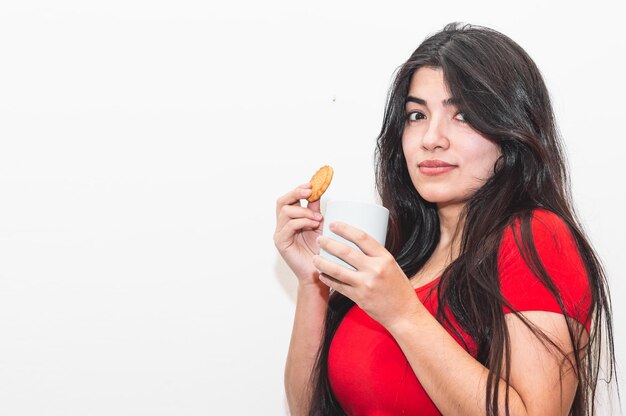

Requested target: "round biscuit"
[{"left": 307, "top": 165, "right": 333, "bottom": 202}]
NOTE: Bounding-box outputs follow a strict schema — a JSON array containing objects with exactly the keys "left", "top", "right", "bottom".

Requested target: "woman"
[{"left": 274, "top": 23, "right": 615, "bottom": 415}]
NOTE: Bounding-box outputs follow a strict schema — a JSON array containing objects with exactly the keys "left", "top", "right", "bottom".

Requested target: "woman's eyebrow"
[
  {"left": 406, "top": 96, "right": 426, "bottom": 105},
  {"left": 406, "top": 96, "right": 459, "bottom": 106}
]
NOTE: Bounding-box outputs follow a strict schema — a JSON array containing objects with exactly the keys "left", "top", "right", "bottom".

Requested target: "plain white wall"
[{"left": 0, "top": 0, "right": 624, "bottom": 415}]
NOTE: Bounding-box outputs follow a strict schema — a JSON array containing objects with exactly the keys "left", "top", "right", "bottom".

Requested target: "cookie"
[{"left": 307, "top": 165, "right": 334, "bottom": 202}]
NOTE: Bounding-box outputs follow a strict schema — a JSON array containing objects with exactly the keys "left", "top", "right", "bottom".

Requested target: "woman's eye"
[
  {"left": 407, "top": 112, "right": 425, "bottom": 122},
  {"left": 454, "top": 113, "right": 466, "bottom": 122}
]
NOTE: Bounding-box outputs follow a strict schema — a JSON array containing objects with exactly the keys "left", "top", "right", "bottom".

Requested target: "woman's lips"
[{"left": 418, "top": 160, "right": 456, "bottom": 176}]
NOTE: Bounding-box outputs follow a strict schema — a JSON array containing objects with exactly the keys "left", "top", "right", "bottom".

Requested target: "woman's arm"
[
  {"left": 284, "top": 281, "right": 329, "bottom": 415},
  {"left": 388, "top": 307, "right": 577, "bottom": 416},
  {"left": 274, "top": 184, "right": 329, "bottom": 414}
]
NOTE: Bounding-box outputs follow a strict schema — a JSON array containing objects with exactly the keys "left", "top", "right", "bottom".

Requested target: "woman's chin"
[{"left": 417, "top": 192, "right": 470, "bottom": 210}]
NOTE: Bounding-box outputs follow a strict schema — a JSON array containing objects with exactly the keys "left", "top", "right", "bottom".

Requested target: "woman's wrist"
[
  {"left": 386, "top": 301, "right": 431, "bottom": 339},
  {"left": 298, "top": 277, "right": 330, "bottom": 298}
]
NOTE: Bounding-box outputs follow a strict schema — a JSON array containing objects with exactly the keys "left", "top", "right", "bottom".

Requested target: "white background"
[{"left": 1, "top": 1, "right": 624, "bottom": 415}]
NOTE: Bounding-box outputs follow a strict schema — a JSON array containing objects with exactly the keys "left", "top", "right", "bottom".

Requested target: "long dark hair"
[{"left": 309, "top": 23, "right": 616, "bottom": 415}]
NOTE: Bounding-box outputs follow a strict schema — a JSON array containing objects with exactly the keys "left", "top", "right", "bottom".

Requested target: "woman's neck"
[
  {"left": 436, "top": 203, "right": 464, "bottom": 257},
  {"left": 410, "top": 203, "right": 465, "bottom": 287}
]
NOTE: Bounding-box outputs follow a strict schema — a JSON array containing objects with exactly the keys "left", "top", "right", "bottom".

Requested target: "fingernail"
[
  {"left": 316, "top": 236, "right": 323, "bottom": 245},
  {"left": 314, "top": 213, "right": 323, "bottom": 220}
]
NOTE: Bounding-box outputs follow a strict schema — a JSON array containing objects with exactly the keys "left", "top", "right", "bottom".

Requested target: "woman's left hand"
[{"left": 313, "top": 221, "right": 423, "bottom": 331}]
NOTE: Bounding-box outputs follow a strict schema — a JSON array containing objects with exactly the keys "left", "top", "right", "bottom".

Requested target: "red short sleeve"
[{"left": 498, "top": 210, "right": 592, "bottom": 331}]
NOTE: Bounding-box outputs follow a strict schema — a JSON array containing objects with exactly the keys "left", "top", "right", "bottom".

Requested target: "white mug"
[{"left": 320, "top": 200, "right": 389, "bottom": 270}]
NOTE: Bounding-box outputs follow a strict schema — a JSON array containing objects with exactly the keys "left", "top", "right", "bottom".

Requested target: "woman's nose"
[{"left": 421, "top": 117, "right": 450, "bottom": 151}]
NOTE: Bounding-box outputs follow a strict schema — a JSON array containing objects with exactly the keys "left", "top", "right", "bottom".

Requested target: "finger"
[
  {"left": 312, "top": 254, "right": 357, "bottom": 287},
  {"left": 318, "top": 273, "right": 353, "bottom": 299},
  {"left": 316, "top": 235, "right": 366, "bottom": 271},
  {"left": 275, "top": 183, "right": 313, "bottom": 215},
  {"left": 275, "top": 218, "right": 321, "bottom": 245},
  {"left": 279, "top": 204, "right": 323, "bottom": 222},
  {"left": 327, "top": 221, "right": 384, "bottom": 256},
  {"left": 276, "top": 205, "right": 323, "bottom": 232},
  {"left": 306, "top": 198, "right": 321, "bottom": 214}
]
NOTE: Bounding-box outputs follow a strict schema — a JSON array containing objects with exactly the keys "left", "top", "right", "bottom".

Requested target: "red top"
[{"left": 327, "top": 210, "right": 592, "bottom": 415}]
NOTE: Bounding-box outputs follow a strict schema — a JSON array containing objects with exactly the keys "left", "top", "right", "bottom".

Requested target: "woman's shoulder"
[
  {"left": 504, "top": 208, "right": 574, "bottom": 247},
  {"left": 498, "top": 209, "right": 591, "bottom": 327},
  {"left": 499, "top": 208, "right": 585, "bottom": 280},
  {"left": 529, "top": 208, "right": 570, "bottom": 233},
  {"left": 499, "top": 208, "right": 587, "bottom": 286}
]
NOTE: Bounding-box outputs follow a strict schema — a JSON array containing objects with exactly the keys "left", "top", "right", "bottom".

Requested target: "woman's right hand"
[{"left": 274, "top": 183, "right": 324, "bottom": 286}]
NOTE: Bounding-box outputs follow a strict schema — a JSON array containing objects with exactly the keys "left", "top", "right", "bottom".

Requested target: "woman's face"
[{"left": 401, "top": 67, "right": 501, "bottom": 209}]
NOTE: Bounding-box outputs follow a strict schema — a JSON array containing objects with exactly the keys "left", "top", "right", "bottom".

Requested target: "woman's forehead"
[{"left": 407, "top": 67, "right": 454, "bottom": 103}]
